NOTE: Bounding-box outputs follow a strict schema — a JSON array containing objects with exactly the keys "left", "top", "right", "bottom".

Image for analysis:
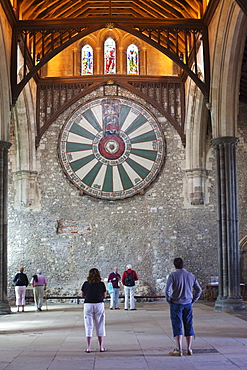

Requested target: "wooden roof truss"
[
  {"left": 11, "top": 18, "right": 209, "bottom": 104},
  {"left": 2, "top": 0, "right": 212, "bottom": 145}
]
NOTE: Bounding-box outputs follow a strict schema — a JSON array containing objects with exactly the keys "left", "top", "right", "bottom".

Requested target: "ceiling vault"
[
  {"left": 1, "top": 1, "right": 246, "bottom": 148},
  {"left": 11, "top": 17, "right": 209, "bottom": 104},
  {"left": 3, "top": 0, "right": 233, "bottom": 146}
]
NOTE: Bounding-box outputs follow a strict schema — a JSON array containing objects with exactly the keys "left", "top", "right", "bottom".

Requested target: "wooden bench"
[
  {"left": 205, "top": 283, "right": 247, "bottom": 301},
  {"left": 44, "top": 295, "right": 166, "bottom": 304}
]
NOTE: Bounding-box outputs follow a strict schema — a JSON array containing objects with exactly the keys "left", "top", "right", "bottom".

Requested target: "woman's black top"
[
  {"left": 13, "top": 272, "right": 29, "bottom": 287},
  {"left": 81, "top": 281, "right": 106, "bottom": 303}
]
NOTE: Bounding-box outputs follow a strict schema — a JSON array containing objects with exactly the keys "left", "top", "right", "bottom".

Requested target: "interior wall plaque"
[{"left": 59, "top": 97, "right": 165, "bottom": 200}]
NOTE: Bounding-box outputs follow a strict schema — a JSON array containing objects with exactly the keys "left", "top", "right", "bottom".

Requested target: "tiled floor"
[{"left": 0, "top": 300, "right": 247, "bottom": 369}]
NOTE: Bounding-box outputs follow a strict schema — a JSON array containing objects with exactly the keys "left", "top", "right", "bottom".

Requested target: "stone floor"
[{"left": 0, "top": 300, "right": 247, "bottom": 370}]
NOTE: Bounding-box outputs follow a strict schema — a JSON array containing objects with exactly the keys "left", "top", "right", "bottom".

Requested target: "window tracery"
[
  {"left": 81, "top": 44, "right": 93, "bottom": 75},
  {"left": 104, "top": 37, "right": 116, "bottom": 74},
  {"left": 80, "top": 40, "right": 141, "bottom": 75},
  {"left": 127, "top": 44, "right": 139, "bottom": 75}
]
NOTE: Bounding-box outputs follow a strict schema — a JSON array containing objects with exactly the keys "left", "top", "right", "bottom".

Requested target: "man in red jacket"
[{"left": 122, "top": 264, "right": 138, "bottom": 310}]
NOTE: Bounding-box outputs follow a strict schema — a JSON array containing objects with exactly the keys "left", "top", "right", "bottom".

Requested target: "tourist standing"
[
  {"left": 81, "top": 268, "right": 107, "bottom": 353},
  {"left": 13, "top": 267, "right": 29, "bottom": 312},
  {"left": 165, "top": 257, "right": 202, "bottom": 356},
  {"left": 108, "top": 266, "right": 121, "bottom": 309},
  {"left": 31, "top": 269, "right": 47, "bottom": 311},
  {"left": 122, "top": 264, "right": 138, "bottom": 310}
]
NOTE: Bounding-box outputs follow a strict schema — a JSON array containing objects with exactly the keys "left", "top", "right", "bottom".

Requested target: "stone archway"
[
  {"left": 11, "top": 83, "right": 41, "bottom": 210},
  {"left": 183, "top": 66, "right": 212, "bottom": 207},
  {"left": 209, "top": 1, "right": 247, "bottom": 312},
  {"left": 0, "top": 16, "right": 12, "bottom": 314}
]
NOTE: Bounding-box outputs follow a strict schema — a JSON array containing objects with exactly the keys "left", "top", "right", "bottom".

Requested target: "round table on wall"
[{"left": 59, "top": 97, "right": 165, "bottom": 200}]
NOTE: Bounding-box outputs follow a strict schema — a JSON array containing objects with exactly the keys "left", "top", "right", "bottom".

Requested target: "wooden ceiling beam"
[
  {"left": 44, "top": 1, "right": 90, "bottom": 19},
  {"left": 97, "top": 8, "right": 152, "bottom": 17},
  {"left": 36, "top": 75, "right": 185, "bottom": 145},
  {"left": 81, "top": 9, "right": 142, "bottom": 17},
  {"left": 21, "top": 0, "right": 48, "bottom": 19},
  {"left": 10, "top": 6, "right": 208, "bottom": 103},
  {"left": 15, "top": 17, "right": 204, "bottom": 30},
  {"left": 18, "top": 0, "right": 202, "bottom": 20},
  {"left": 27, "top": 1, "right": 178, "bottom": 20},
  {"left": 135, "top": 0, "right": 177, "bottom": 18},
  {"left": 149, "top": 0, "right": 199, "bottom": 18}
]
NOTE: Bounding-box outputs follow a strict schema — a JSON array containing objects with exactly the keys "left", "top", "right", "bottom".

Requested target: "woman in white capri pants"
[
  {"left": 13, "top": 267, "right": 29, "bottom": 312},
  {"left": 81, "top": 268, "right": 107, "bottom": 353}
]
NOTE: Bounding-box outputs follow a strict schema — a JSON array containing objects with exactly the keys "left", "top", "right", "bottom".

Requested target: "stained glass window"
[
  {"left": 81, "top": 44, "right": 93, "bottom": 75},
  {"left": 104, "top": 37, "right": 116, "bottom": 74},
  {"left": 127, "top": 44, "right": 139, "bottom": 75}
]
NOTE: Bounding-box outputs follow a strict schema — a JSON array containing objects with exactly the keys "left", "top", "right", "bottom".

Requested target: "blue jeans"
[
  {"left": 110, "top": 288, "right": 120, "bottom": 308},
  {"left": 170, "top": 303, "right": 194, "bottom": 337}
]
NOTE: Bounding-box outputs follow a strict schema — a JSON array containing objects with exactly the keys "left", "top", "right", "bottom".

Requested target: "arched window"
[
  {"left": 81, "top": 44, "right": 93, "bottom": 75},
  {"left": 127, "top": 44, "right": 139, "bottom": 75},
  {"left": 104, "top": 37, "right": 116, "bottom": 74}
]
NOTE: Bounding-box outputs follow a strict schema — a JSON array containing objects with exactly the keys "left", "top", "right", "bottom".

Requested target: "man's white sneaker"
[
  {"left": 169, "top": 348, "right": 183, "bottom": 356},
  {"left": 186, "top": 349, "right": 193, "bottom": 355}
]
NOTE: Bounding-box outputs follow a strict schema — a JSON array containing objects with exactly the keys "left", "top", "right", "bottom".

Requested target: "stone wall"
[
  {"left": 7, "top": 90, "right": 247, "bottom": 300},
  {"left": 237, "top": 103, "right": 247, "bottom": 282},
  {"left": 237, "top": 102, "right": 247, "bottom": 242}
]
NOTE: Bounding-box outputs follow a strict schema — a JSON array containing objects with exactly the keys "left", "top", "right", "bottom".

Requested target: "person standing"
[
  {"left": 81, "top": 268, "right": 107, "bottom": 353},
  {"left": 13, "top": 267, "right": 29, "bottom": 312},
  {"left": 31, "top": 269, "right": 47, "bottom": 311},
  {"left": 165, "top": 257, "right": 202, "bottom": 356},
  {"left": 122, "top": 264, "right": 138, "bottom": 310},
  {"left": 108, "top": 266, "right": 121, "bottom": 310}
]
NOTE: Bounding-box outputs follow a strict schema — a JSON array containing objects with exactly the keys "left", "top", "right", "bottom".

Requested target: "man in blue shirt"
[{"left": 165, "top": 257, "right": 202, "bottom": 356}]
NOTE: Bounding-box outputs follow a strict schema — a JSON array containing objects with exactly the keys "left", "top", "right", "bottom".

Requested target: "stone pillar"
[
  {"left": 185, "top": 168, "right": 206, "bottom": 205},
  {"left": 73, "top": 47, "right": 78, "bottom": 76},
  {"left": 0, "top": 140, "right": 12, "bottom": 314},
  {"left": 14, "top": 170, "right": 40, "bottom": 209},
  {"left": 211, "top": 137, "right": 245, "bottom": 312},
  {"left": 141, "top": 47, "right": 147, "bottom": 75},
  {"left": 119, "top": 47, "right": 124, "bottom": 74},
  {"left": 95, "top": 47, "right": 101, "bottom": 74}
]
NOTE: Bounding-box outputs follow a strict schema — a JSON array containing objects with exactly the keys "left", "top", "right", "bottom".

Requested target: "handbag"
[{"left": 108, "top": 282, "right": 114, "bottom": 294}]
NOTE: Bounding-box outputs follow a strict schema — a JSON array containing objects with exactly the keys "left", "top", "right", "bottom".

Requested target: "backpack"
[{"left": 124, "top": 271, "right": 135, "bottom": 286}]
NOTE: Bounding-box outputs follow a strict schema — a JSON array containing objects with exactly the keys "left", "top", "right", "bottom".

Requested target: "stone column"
[
  {"left": 185, "top": 168, "right": 206, "bottom": 205},
  {"left": 119, "top": 47, "right": 124, "bottom": 74},
  {"left": 95, "top": 47, "right": 101, "bottom": 74},
  {"left": 73, "top": 47, "right": 78, "bottom": 76},
  {"left": 14, "top": 170, "right": 40, "bottom": 209},
  {"left": 211, "top": 137, "right": 245, "bottom": 312},
  {"left": 141, "top": 47, "right": 147, "bottom": 75},
  {"left": 0, "top": 140, "right": 12, "bottom": 314}
]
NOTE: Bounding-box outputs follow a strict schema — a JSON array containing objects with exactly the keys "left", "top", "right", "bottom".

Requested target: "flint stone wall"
[
  {"left": 237, "top": 103, "right": 247, "bottom": 243},
  {"left": 7, "top": 90, "right": 246, "bottom": 300}
]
